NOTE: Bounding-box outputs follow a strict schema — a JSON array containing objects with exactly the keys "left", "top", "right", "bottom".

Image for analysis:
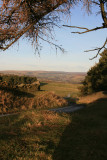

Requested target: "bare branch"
[
  {"left": 91, "top": 1, "right": 100, "bottom": 6},
  {"left": 1, "top": 21, "right": 37, "bottom": 51},
  {"left": 100, "top": 0, "right": 107, "bottom": 26},
  {"left": 85, "top": 38, "right": 107, "bottom": 60},
  {"left": 38, "top": 35, "right": 65, "bottom": 53},
  {"left": 0, "top": 0, "right": 107, "bottom": 58},
  {"left": 0, "top": 0, "right": 69, "bottom": 51},
  {"left": 63, "top": 1, "right": 107, "bottom": 59},
  {"left": 63, "top": 25, "right": 104, "bottom": 34}
]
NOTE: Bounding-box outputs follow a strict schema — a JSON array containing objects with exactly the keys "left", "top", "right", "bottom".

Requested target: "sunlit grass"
[
  {"left": 0, "top": 97, "right": 107, "bottom": 159},
  {"left": 35, "top": 81, "right": 81, "bottom": 98},
  {"left": 0, "top": 110, "right": 70, "bottom": 160}
]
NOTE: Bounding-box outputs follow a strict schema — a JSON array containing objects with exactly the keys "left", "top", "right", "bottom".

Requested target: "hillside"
[
  {"left": 0, "top": 93, "right": 107, "bottom": 160},
  {"left": 0, "top": 70, "right": 86, "bottom": 84}
]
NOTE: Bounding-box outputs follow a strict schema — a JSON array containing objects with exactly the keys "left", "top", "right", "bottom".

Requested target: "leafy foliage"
[{"left": 81, "top": 49, "right": 107, "bottom": 95}]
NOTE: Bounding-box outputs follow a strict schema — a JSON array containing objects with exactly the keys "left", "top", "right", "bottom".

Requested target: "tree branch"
[
  {"left": 0, "top": 0, "right": 68, "bottom": 51},
  {"left": 85, "top": 38, "right": 107, "bottom": 60},
  {"left": 2, "top": 22, "right": 36, "bottom": 51},
  {"left": 91, "top": 1, "right": 100, "bottom": 6},
  {"left": 63, "top": 25, "right": 104, "bottom": 34},
  {"left": 100, "top": 0, "right": 107, "bottom": 26},
  {"left": 38, "top": 35, "right": 65, "bottom": 53}
]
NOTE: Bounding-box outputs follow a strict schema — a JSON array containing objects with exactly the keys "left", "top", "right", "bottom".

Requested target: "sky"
[{"left": 0, "top": 3, "right": 107, "bottom": 72}]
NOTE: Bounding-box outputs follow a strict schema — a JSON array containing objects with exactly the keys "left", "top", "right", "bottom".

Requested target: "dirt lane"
[{"left": 49, "top": 104, "right": 85, "bottom": 113}]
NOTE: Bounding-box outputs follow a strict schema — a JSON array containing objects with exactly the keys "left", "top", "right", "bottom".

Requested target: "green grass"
[
  {"left": 36, "top": 81, "right": 81, "bottom": 98},
  {"left": 0, "top": 97, "right": 107, "bottom": 160},
  {"left": 0, "top": 110, "right": 70, "bottom": 160}
]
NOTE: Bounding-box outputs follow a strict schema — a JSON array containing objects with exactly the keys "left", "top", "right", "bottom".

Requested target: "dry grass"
[
  {"left": 0, "top": 90, "right": 34, "bottom": 114},
  {"left": 0, "top": 90, "right": 67, "bottom": 114},
  {"left": 20, "top": 110, "right": 70, "bottom": 132},
  {"left": 78, "top": 91, "right": 107, "bottom": 104},
  {"left": 35, "top": 92, "right": 68, "bottom": 109},
  {"left": 0, "top": 80, "right": 81, "bottom": 114},
  {"left": 0, "top": 110, "right": 70, "bottom": 160},
  {"left": 0, "top": 97, "right": 107, "bottom": 160}
]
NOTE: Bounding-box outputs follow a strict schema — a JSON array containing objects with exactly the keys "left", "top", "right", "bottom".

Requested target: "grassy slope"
[
  {"left": 0, "top": 81, "right": 80, "bottom": 114},
  {"left": 53, "top": 98, "right": 107, "bottom": 160},
  {"left": 0, "top": 111, "right": 70, "bottom": 160},
  {"left": 36, "top": 81, "right": 81, "bottom": 98},
  {"left": 0, "top": 96, "right": 107, "bottom": 160}
]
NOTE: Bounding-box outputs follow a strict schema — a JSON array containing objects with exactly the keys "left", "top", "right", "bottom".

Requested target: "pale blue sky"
[{"left": 0, "top": 3, "right": 106, "bottom": 72}]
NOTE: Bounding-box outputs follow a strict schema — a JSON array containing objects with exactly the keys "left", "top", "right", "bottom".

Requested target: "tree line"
[{"left": 0, "top": 75, "right": 37, "bottom": 86}]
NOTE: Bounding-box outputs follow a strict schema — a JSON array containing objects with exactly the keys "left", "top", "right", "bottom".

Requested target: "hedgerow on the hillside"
[{"left": 0, "top": 75, "right": 37, "bottom": 86}]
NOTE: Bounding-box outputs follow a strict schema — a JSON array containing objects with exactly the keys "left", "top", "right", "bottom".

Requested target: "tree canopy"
[
  {"left": 0, "top": 0, "right": 107, "bottom": 55},
  {"left": 81, "top": 49, "right": 107, "bottom": 95},
  {"left": 0, "top": 74, "right": 37, "bottom": 85},
  {"left": 0, "top": 0, "right": 72, "bottom": 51}
]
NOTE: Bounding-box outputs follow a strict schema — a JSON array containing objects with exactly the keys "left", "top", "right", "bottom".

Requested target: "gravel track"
[
  {"left": 0, "top": 104, "right": 85, "bottom": 118},
  {"left": 49, "top": 104, "right": 85, "bottom": 113}
]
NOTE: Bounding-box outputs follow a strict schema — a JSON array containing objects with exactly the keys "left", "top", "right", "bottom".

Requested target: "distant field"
[
  {"left": 37, "top": 81, "right": 81, "bottom": 98},
  {"left": 0, "top": 70, "right": 86, "bottom": 84},
  {"left": 0, "top": 79, "right": 82, "bottom": 114}
]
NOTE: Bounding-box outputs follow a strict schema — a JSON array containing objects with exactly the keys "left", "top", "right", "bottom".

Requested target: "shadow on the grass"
[
  {"left": 40, "top": 82, "right": 48, "bottom": 87},
  {"left": 0, "top": 86, "right": 35, "bottom": 97},
  {"left": 52, "top": 97, "right": 107, "bottom": 160}
]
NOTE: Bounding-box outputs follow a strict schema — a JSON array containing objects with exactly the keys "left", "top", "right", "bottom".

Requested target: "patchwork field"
[{"left": 0, "top": 70, "right": 86, "bottom": 83}]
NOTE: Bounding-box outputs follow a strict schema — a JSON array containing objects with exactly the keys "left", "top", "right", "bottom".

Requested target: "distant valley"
[{"left": 0, "top": 70, "right": 86, "bottom": 84}]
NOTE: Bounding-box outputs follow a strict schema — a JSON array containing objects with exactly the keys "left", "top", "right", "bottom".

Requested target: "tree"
[
  {"left": 0, "top": 0, "right": 107, "bottom": 55},
  {"left": 81, "top": 49, "right": 107, "bottom": 95},
  {"left": 64, "top": 0, "right": 107, "bottom": 59},
  {"left": 0, "top": 0, "right": 72, "bottom": 52}
]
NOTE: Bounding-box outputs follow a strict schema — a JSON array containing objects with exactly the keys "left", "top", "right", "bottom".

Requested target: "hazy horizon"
[
  {"left": 0, "top": 69, "right": 86, "bottom": 73},
  {"left": 0, "top": 3, "right": 106, "bottom": 72}
]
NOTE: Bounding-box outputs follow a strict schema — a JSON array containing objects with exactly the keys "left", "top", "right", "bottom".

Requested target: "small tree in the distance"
[{"left": 81, "top": 49, "right": 107, "bottom": 95}]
